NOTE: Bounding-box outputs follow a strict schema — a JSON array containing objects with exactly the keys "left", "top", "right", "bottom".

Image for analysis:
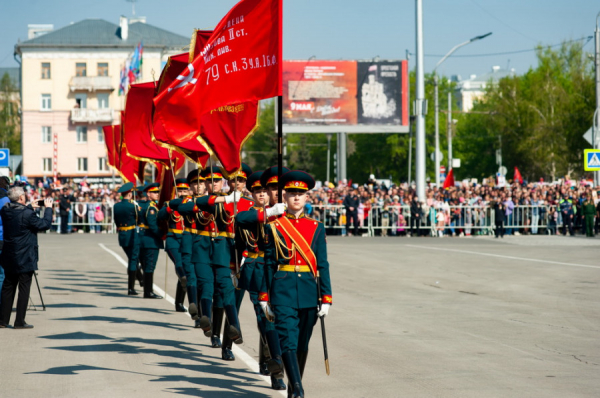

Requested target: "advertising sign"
[{"left": 282, "top": 60, "right": 409, "bottom": 133}]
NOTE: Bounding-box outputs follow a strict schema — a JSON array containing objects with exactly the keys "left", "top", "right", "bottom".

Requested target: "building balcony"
[
  {"left": 69, "top": 76, "right": 113, "bottom": 91},
  {"left": 71, "top": 108, "right": 113, "bottom": 124}
]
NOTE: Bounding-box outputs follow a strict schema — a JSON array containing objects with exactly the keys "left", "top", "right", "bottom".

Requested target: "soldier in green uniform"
[
  {"left": 113, "top": 182, "right": 142, "bottom": 296},
  {"left": 259, "top": 170, "right": 332, "bottom": 398},
  {"left": 235, "top": 170, "right": 287, "bottom": 390},
  {"left": 180, "top": 166, "right": 244, "bottom": 346},
  {"left": 582, "top": 195, "right": 596, "bottom": 237},
  {"left": 138, "top": 182, "right": 164, "bottom": 299},
  {"left": 261, "top": 166, "right": 290, "bottom": 207},
  {"left": 158, "top": 178, "right": 194, "bottom": 314},
  {"left": 134, "top": 184, "right": 147, "bottom": 288}
]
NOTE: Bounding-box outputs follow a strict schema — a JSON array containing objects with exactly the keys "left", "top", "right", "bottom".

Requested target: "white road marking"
[
  {"left": 98, "top": 243, "right": 285, "bottom": 396},
  {"left": 405, "top": 244, "right": 600, "bottom": 270}
]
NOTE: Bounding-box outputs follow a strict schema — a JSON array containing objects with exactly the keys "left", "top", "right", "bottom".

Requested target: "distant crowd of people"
[{"left": 18, "top": 175, "right": 600, "bottom": 238}]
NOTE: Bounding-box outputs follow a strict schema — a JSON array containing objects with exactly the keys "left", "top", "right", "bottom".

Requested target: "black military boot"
[
  {"left": 282, "top": 350, "right": 304, "bottom": 398},
  {"left": 297, "top": 351, "right": 308, "bottom": 378},
  {"left": 143, "top": 273, "right": 163, "bottom": 299},
  {"left": 187, "top": 286, "right": 198, "bottom": 320},
  {"left": 266, "top": 330, "right": 285, "bottom": 378},
  {"left": 220, "top": 320, "right": 235, "bottom": 361},
  {"left": 258, "top": 336, "right": 270, "bottom": 375},
  {"left": 175, "top": 282, "right": 186, "bottom": 312},
  {"left": 211, "top": 307, "right": 224, "bottom": 347},
  {"left": 174, "top": 267, "right": 187, "bottom": 288},
  {"left": 136, "top": 267, "right": 144, "bottom": 287},
  {"left": 224, "top": 305, "right": 243, "bottom": 344},
  {"left": 127, "top": 271, "right": 139, "bottom": 296},
  {"left": 198, "top": 299, "right": 212, "bottom": 337}
]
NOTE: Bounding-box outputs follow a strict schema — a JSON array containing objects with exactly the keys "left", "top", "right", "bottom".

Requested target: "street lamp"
[{"left": 433, "top": 32, "right": 491, "bottom": 187}]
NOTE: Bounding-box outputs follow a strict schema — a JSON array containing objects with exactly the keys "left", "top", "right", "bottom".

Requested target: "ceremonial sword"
[{"left": 316, "top": 270, "right": 330, "bottom": 375}]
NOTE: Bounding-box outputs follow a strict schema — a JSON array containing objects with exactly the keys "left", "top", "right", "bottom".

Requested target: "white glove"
[
  {"left": 240, "top": 257, "right": 246, "bottom": 269},
  {"left": 317, "top": 304, "right": 331, "bottom": 318},
  {"left": 224, "top": 191, "right": 241, "bottom": 204},
  {"left": 266, "top": 203, "right": 286, "bottom": 218},
  {"left": 260, "top": 301, "right": 275, "bottom": 321}
]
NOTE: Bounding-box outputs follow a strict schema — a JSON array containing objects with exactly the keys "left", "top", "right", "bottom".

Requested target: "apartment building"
[{"left": 15, "top": 17, "right": 188, "bottom": 184}]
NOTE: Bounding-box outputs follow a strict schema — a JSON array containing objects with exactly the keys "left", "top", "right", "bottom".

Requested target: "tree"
[
  {"left": 454, "top": 40, "right": 595, "bottom": 181},
  {"left": 0, "top": 72, "right": 20, "bottom": 155}
]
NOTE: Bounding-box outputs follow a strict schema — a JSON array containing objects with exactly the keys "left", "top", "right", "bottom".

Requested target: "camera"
[{"left": 35, "top": 199, "right": 45, "bottom": 207}]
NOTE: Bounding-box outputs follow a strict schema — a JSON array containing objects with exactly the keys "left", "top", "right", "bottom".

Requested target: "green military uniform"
[
  {"left": 259, "top": 170, "right": 332, "bottom": 398},
  {"left": 158, "top": 178, "right": 193, "bottom": 314},
  {"left": 234, "top": 170, "right": 286, "bottom": 390},
  {"left": 134, "top": 184, "right": 147, "bottom": 288},
  {"left": 582, "top": 199, "right": 596, "bottom": 237},
  {"left": 113, "top": 182, "right": 141, "bottom": 295},
  {"left": 138, "top": 182, "right": 163, "bottom": 299}
]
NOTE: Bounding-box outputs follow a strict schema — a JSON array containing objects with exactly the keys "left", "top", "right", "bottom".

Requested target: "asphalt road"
[{"left": 0, "top": 233, "right": 598, "bottom": 397}]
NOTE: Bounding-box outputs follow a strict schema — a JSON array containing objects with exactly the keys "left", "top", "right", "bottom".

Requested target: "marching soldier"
[
  {"left": 582, "top": 195, "right": 596, "bottom": 237},
  {"left": 138, "top": 183, "right": 164, "bottom": 299},
  {"left": 158, "top": 178, "right": 194, "bottom": 314},
  {"left": 171, "top": 170, "right": 208, "bottom": 325},
  {"left": 134, "top": 184, "right": 147, "bottom": 288},
  {"left": 259, "top": 170, "right": 332, "bottom": 398},
  {"left": 113, "top": 182, "right": 142, "bottom": 295},
  {"left": 218, "top": 163, "right": 255, "bottom": 361},
  {"left": 261, "top": 166, "right": 290, "bottom": 206},
  {"left": 180, "top": 166, "right": 245, "bottom": 349},
  {"left": 235, "top": 170, "right": 287, "bottom": 390}
]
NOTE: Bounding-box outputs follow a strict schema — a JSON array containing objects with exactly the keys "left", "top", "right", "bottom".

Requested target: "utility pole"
[
  {"left": 432, "top": 32, "right": 491, "bottom": 187},
  {"left": 595, "top": 12, "right": 600, "bottom": 186},
  {"left": 447, "top": 89, "right": 452, "bottom": 171},
  {"left": 415, "top": 0, "right": 426, "bottom": 200},
  {"left": 326, "top": 133, "right": 332, "bottom": 183}
]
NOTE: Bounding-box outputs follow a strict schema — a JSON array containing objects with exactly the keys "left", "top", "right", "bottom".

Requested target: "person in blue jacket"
[{"left": 0, "top": 176, "right": 11, "bottom": 307}]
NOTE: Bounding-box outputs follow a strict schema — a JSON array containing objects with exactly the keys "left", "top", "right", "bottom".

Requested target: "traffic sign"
[
  {"left": 584, "top": 149, "right": 600, "bottom": 171},
  {"left": 440, "top": 165, "right": 446, "bottom": 174},
  {"left": 0, "top": 149, "right": 10, "bottom": 168},
  {"left": 498, "top": 166, "right": 507, "bottom": 176}
]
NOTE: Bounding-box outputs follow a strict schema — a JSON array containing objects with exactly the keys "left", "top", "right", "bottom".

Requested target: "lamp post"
[
  {"left": 415, "top": 0, "right": 426, "bottom": 200},
  {"left": 594, "top": 12, "right": 600, "bottom": 186},
  {"left": 433, "top": 32, "right": 491, "bottom": 186}
]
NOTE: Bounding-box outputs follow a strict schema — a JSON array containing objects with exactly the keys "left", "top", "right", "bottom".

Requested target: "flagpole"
[{"left": 277, "top": 95, "right": 283, "bottom": 203}]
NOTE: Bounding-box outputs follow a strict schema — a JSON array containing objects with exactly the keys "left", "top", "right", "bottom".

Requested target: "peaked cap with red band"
[
  {"left": 260, "top": 165, "right": 290, "bottom": 188},
  {"left": 279, "top": 170, "right": 315, "bottom": 191},
  {"left": 247, "top": 171, "right": 265, "bottom": 191}
]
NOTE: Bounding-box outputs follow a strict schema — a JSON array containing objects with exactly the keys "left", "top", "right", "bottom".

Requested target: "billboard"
[{"left": 282, "top": 60, "right": 409, "bottom": 133}]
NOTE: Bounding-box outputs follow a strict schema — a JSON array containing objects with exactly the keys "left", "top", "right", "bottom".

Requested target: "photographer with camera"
[{"left": 0, "top": 187, "right": 53, "bottom": 329}]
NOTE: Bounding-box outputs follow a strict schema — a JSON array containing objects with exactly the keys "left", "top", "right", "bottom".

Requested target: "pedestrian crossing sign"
[{"left": 584, "top": 149, "right": 600, "bottom": 171}]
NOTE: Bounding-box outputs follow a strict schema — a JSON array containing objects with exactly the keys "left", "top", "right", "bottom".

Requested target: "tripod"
[{"left": 27, "top": 272, "right": 46, "bottom": 311}]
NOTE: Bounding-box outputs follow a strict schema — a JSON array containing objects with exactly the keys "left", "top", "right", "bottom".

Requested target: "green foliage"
[
  {"left": 0, "top": 72, "right": 20, "bottom": 155},
  {"left": 244, "top": 100, "right": 278, "bottom": 171},
  {"left": 454, "top": 40, "right": 595, "bottom": 181}
]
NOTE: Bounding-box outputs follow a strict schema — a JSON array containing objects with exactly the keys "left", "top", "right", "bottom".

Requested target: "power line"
[
  {"left": 469, "top": 0, "right": 538, "bottom": 43},
  {"left": 410, "top": 36, "right": 593, "bottom": 58}
]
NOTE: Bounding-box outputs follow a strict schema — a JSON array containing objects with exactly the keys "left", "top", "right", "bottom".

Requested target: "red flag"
[
  {"left": 153, "top": 52, "right": 211, "bottom": 166},
  {"left": 199, "top": 103, "right": 259, "bottom": 177},
  {"left": 153, "top": 0, "right": 281, "bottom": 138},
  {"left": 443, "top": 168, "right": 455, "bottom": 190},
  {"left": 124, "top": 82, "right": 173, "bottom": 166},
  {"left": 102, "top": 126, "right": 116, "bottom": 168},
  {"left": 110, "top": 124, "right": 144, "bottom": 183},
  {"left": 514, "top": 167, "right": 523, "bottom": 185}
]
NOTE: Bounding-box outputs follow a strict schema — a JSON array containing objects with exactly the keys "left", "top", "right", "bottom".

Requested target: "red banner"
[
  {"left": 153, "top": 51, "right": 211, "bottom": 167},
  {"left": 102, "top": 126, "right": 116, "bottom": 168},
  {"left": 153, "top": 0, "right": 281, "bottom": 137},
  {"left": 110, "top": 124, "right": 144, "bottom": 184},
  {"left": 124, "top": 82, "right": 171, "bottom": 166}
]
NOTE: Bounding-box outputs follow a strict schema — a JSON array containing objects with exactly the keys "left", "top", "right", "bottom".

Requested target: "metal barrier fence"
[
  {"left": 48, "top": 201, "right": 575, "bottom": 237},
  {"left": 50, "top": 202, "right": 116, "bottom": 233}
]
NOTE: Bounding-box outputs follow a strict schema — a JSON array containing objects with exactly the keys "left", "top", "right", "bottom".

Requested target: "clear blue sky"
[{"left": 0, "top": 0, "right": 597, "bottom": 79}]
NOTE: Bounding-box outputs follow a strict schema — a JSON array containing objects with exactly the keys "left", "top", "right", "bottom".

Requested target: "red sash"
[{"left": 274, "top": 217, "right": 317, "bottom": 276}]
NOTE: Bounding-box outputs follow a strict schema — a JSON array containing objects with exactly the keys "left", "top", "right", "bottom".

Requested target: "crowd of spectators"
[{"left": 17, "top": 174, "right": 600, "bottom": 238}]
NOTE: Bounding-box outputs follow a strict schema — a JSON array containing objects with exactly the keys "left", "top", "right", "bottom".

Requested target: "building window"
[
  {"left": 97, "top": 63, "right": 109, "bottom": 76},
  {"left": 77, "top": 157, "right": 88, "bottom": 172},
  {"left": 76, "top": 126, "right": 88, "bottom": 143},
  {"left": 42, "top": 126, "right": 52, "bottom": 143},
  {"left": 97, "top": 93, "right": 109, "bottom": 109},
  {"left": 97, "top": 126, "right": 104, "bottom": 142},
  {"left": 41, "top": 62, "right": 51, "bottom": 79},
  {"left": 41, "top": 94, "right": 51, "bottom": 110},
  {"left": 42, "top": 158, "right": 52, "bottom": 173},
  {"left": 76, "top": 62, "right": 87, "bottom": 77},
  {"left": 98, "top": 157, "right": 108, "bottom": 172}
]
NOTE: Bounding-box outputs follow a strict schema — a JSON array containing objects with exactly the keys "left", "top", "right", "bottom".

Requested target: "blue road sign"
[
  {"left": 584, "top": 149, "right": 600, "bottom": 171},
  {"left": 0, "top": 149, "right": 9, "bottom": 168}
]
